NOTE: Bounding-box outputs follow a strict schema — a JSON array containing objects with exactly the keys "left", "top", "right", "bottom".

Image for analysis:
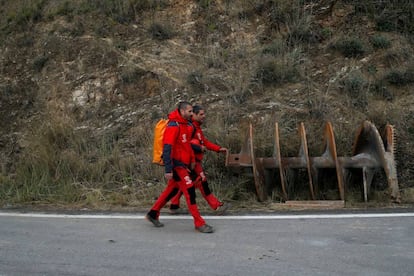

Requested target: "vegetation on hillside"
[{"left": 0, "top": 0, "right": 413, "bottom": 209}]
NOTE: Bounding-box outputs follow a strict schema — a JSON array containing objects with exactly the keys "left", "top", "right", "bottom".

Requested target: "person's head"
[
  {"left": 192, "top": 105, "right": 206, "bottom": 123},
  {"left": 178, "top": 101, "right": 193, "bottom": 120}
]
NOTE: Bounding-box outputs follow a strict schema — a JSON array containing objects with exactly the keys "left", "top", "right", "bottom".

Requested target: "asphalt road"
[{"left": 0, "top": 210, "right": 413, "bottom": 276}]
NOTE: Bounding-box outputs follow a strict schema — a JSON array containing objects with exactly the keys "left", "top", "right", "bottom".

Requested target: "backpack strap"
[{"left": 167, "top": 120, "right": 179, "bottom": 127}]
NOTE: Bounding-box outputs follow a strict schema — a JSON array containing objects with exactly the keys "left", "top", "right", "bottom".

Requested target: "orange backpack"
[
  {"left": 152, "top": 119, "right": 169, "bottom": 165},
  {"left": 152, "top": 119, "right": 194, "bottom": 165}
]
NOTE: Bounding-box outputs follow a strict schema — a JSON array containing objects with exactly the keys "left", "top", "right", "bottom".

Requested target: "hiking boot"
[
  {"left": 145, "top": 214, "right": 164, "bottom": 227},
  {"left": 169, "top": 207, "right": 188, "bottom": 215},
  {"left": 216, "top": 202, "right": 231, "bottom": 215},
  {"left": 195, "top": 224, "right": 214, "bottom": 233}
]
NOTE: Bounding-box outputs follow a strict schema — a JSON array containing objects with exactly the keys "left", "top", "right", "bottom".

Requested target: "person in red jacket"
[
  {"left": 169, "top": 105, "right": 230, "bottom": 215},
  {"left": 145, "top": 101, "right": 214, "bottom": 233}
]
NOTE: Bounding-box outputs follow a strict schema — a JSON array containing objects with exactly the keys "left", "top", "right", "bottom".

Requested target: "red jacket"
[
  {"left": 162, "top": 109, "right": 195, "bottom": 173},
  {"left": 191, "top": 120, "right": 221, "bottom": 162}
]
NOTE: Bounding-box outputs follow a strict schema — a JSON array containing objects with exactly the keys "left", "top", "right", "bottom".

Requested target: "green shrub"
[
  {"left": 187, "top": 71, "right": 204, "bottom": 91},
  {"left": 370, "top": 35, "right": 391, "bottom": 49},
  {"left": 148, "top": 22, "right": 175, "bottom": 40},
  {"left": 320, "top": 27, "right": 333, "bottom": 40},
  {"left": 287, "top": 16, "right": 319, "bottom": 45},
  {"left": 376, "top": 10, "right": 414, "bottom": 34},
  {"left": 341, "top": 72, "right": 368, "bottom": 109},
  {"left": 376, "top": 15, "right": 396, "bottom": 32},
  {"left": 74, "top": 0, "right": 168, "bottom": 23},
  {"left": 333, "top": 37, "right": 366, "bottom": 58},
  {"left": 33, "top": 55, "right": 49, "bottom": 72},
  {"left": 371, "top": 81, "right": 394, "bottom": 101},
  {"left": 256, "top": 48, "right": 302, "bottom": 86},
  {"left": 55, "top": 1, "right": 74, "bottom": 17},
  {"left": 69, "top": 21, "right": 85, "bottom": 37},
  {"left": 195, "top": 0, "right": 214, "bottom": 10},
  {"left": 385, "top": 68, "right": 414, "bottom": 86},
  {"left": 16, "top": 34, "right": 35, "bottom": 47},
  {"left": 262, "top": 39, "right": 287, "bottom": 56},
  {"left": 114, "top": 39, "right": 128, "bottom": 51},
  {"left": 342, "top": 72, "right": 366, "bottom": 95},
  {"left": 4, "top": 0, "right": 46, "bottom": 31},
  {"left": 120, "top": 66, "right": 145, "bottom": 84},
  {"left": 256, "top": 58, "right": 299, "bottom": 85}
]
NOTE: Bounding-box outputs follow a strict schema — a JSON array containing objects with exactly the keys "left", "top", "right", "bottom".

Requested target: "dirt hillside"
[{"left": 1, "top": 0, "right": 413, "bottom": 209}]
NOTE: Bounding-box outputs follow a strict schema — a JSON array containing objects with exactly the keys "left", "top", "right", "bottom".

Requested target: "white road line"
[{"left": 0, "top": 212, "right": 413, "bottom": 220}]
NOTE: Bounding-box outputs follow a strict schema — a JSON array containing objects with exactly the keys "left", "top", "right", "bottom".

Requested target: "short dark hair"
[
  {"left": 193, "top": 105, "right": 204, "bottom": 115},
  {"left": 178, "top": 101, "right": 192, "bottom": 110}
]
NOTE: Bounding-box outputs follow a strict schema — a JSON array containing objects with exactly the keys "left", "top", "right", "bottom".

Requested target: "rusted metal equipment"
[{"left": 225, "top": 121, "right": 400, "bottom": 204}]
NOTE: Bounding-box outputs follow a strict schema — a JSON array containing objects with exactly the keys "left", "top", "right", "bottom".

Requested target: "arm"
[{"left": 201, "top": 134, "right": 223, "bottom": 153}]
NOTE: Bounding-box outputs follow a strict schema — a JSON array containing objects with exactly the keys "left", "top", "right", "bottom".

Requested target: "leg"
[
  {"left": 169, "top": 189, "right": 183, "bottom": 210},
  {"left": 174, "top": 166, "right": 206, "bottom": 228},
  {"left": 194, "top": 162, "right": 221, "bottom": 210},
  {"left": 147, "top": 178, "right": 179, "bottom": 222}
]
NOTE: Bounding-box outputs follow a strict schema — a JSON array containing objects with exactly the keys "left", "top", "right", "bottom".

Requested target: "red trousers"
[
  {"left": 170, "top": 162, "right": 221, "bottom": 210},
  {"left": 149, "top": 166, "right": 205, "bottom": 228}
]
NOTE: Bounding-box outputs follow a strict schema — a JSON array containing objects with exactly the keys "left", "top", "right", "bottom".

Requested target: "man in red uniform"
[
  {"left": 169, "top": 105, "right": 230, "bottom": 215},
  {"left": 145, "top": 101, "right": 214, "bottom": 233}
]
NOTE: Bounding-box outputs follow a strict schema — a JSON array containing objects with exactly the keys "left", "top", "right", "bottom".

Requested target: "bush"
[
  {"left": 187, "top": 71, "right": 204, "bottom": 91},
  {"left": 4, "top": 0, "right": 46, "bottom": 31},
  {"left": 342, "top": 72, "right": 366, "bottom": 96},
  {"left": 320, "top": 27, "right": 333, "bottom": 40},
  {"left": 371, "top": 81, "right": 394, "bottom": 101},
  {"left": 120, "top": 66, "right": 145, "bottom": 84},
  {"left": 55, "top": 1, "right": 74, "bottom": 17},
  {"left": 385, "top": 68, "right": 414, "bottom": 86},
  {"left": 33, "top": 55, "right": 49, "bottom": 72},
  {"left": 370, "top": 35, "right": 391, "bottom": 49},
  {"left": 262, "top": 39, "right": 287, "bottom": 56},
  {"left": 256, "top": 58, "right": 299, "bottom": 86},
  {"left": 287, "top": 17, "right": 319, "bottom": 45},
  {"left": 334, "top": 37, "right": 366, "bottom": 58},
  {"left": 256, "top": 48, "right": 302, "bottom": 86},
  {"left": 376, "top": 10, "right": 414, "bottom": 34},
  {"left": 148, "top": 22, "right": 175, "bottom": 40}
]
